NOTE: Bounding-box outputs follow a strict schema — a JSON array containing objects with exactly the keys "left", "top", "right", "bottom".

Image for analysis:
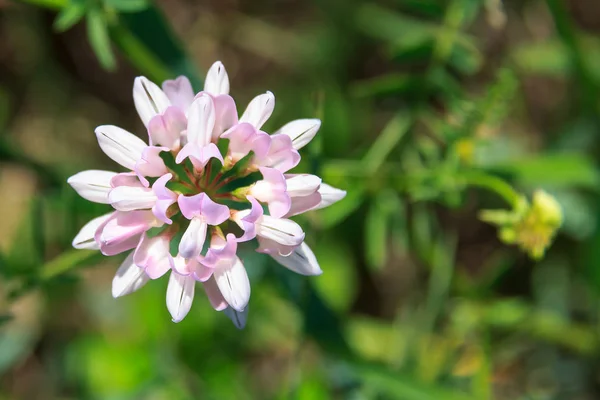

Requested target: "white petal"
[
  {"left": 133, "top": 76, "right": 171, "bottom": 127},
  {"left": 112, "top": 252, "right": 150, "bottom": 298},
  {"left": 166, "top": 271, "right": 196, "bottom": 323},
  {"left": 108, "top": 186, "right": 157, "bottom": 211},
  {"left": 223, "top": 306, "right": 248, "bottom": 329},
  {"left": 285, "top": 174, "right": 322, "bottom": 197},
  {"left": 256, "top": 215, "right": 305, "bottom": 247},
  {"left": 72, "top": 213, "right": 112, "bottom": 249},
  {"left": 178, "top": 217, "right": 207, "bottom": 259},
  {"left": 239, "top": 91, "right": 275, "bottom": 129},
  {"left": 315, "top": 183, "right": 347, "bottom": 210},
  {"left": 275, "top": 119, "right": 321, "bottom": 150},
  {"left": 204, "top": 61, "right": 230, "bottom": 95},
  {"left": 67, "top": 170, "right": 116, "bottom": 203},
  {"left": 214, "top": 257, "right": 250, "bottom": 312},
  {"left": 271, "top": 242, "right": 322, "bottom": 276},
  {"left": 95, "top": 125, "right": 147, "bottom": 170},
  {"left": 187, "top": 95, "right": 216, "bottom": 147}
]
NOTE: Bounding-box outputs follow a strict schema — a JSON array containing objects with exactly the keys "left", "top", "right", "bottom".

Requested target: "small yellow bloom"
[{"left": 479, "top": 190, "right": 562, "bottom": 260}]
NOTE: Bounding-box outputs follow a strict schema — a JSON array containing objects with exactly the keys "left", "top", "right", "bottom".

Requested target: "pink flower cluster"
[{"left": 68, "top": 61, "right": 345, "bottom": 327}]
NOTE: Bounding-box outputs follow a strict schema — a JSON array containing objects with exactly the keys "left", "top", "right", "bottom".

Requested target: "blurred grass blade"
[
  {"left": 53, "top": 0, "right": 86, "bottom": 32},
  {"left": 86, "top": 8, "right": 117, "bottom": 71},
  {"left": 40, "top": 249, "right": 98, "bottom": 280},
  {"left": 104, "top": 0, "right": 149, "bottom": 13},
  {"left": 119, "top": 7, "right": 202, "bottom": 87},
  {"left": 365, "top": 192, "right": 401, "bottom": 271},
  {"left": 363, "top": 112, "right": 411, "bottom": 174}
]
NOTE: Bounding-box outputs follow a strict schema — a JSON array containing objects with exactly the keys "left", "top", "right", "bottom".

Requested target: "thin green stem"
[{"left": 460, "top": 171, "right": 521, "bottom": 208}]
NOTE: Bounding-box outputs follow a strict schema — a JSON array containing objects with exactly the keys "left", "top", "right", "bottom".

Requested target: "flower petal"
[
  {"left": 250, "top": 167, "right": 290, "bottom": 218},
  {"left": 315, "top": 183, "right": 347, "bottom": 210},
  {"left": 72, "top": 213, "right": 113, "bottom": 249},
  {"left": 187, "top": 94, "right": 215, "bottom": 147},
  {"left": 275, "top": 118, "right": 321, "bottom": 150},
  {"left": 270, "top": 242, "right": 322, "bottom": 276},
  {"left": 178, "top": 217, "right": 208, "bottom": 259},
  {"left": 67, "top": 170, "right": 116, "bottom": 204},
  {"left": 203, "top": 276, "right": 228, "bottom": 311},
  {"left": 133, "top": 234, "right": 172, "bottom": 279},
  {"left": 214, "top": 256, "right": 250, "bottom": 312},
  {"left": 204, "top": 61, "right": 230, "bottom": 96},
  {"left": 239, "top": 91, "right": 275, "bottom": 130},
  {"left": 231, "top": 196, "right": 263, "bottom": 242},
  {"left": 95, "top": 210, "right": 157, "bottom": 256},
  {"left": 178, "top": 193, "right": 230, "bottom": 224},
  {"left": 223, "top": 306, "right": 248, "bottom": 329},
  {"left": 108, "top": 186, "right": 157, "bottom": 211},
  {"left": 161, "top": 76, "right": 195, "bottom": 111},
  {"left": 134, "top": 76, "right": 171, "bottom": 127},
  {"left": 95, "top": 125, "right": 147, "bottom": 170},
  {"left": 256, "top": 215, "right": 305, "bottom": 247},
  {"left": 166, "top": 271, "right": 195, "bottom": 323},
  {"left": 151, "top": 174, "right": 177, "bottom": 224},
  {"left": 212, "top": 94, "right": 238, "bottom": 141},
  {"left": 147, "top": 107, "right": 186, "bottom": 150},
  {"left": 285, "top": 174, "right": 321, "bottom": 197},
  {"left": 112, "top": 252, "right": 150, "bottom": 298},
  {"left": 285, "top": 191, "right": 322, "bottom": 217}
]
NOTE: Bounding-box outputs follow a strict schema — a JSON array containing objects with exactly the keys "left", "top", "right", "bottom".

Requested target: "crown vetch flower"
[{"left": 68, "top": 61, "right": 346, "bottom": 328}]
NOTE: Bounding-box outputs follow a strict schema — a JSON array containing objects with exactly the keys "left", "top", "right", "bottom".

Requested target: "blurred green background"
[{"left": 1, "top": 0, "right": 600, "bottom": 398}]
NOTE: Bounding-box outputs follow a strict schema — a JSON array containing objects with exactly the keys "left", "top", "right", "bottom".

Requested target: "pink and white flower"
[{"left": 68, "top": 61, "right": 346, "bottom": 328}]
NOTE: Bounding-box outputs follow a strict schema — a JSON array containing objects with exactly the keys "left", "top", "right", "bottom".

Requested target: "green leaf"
[
  {"left": 86, "top": 8, "right": 116, "bottom": 71},
  {"left": 362, "top": 112, "right": 412, "bottom": 174},
  {"left": 53, "top": 0, "right": 86, "bottom": 32},
  {"left": 104, "top": 0, "right": 149, "bottom": 12}
]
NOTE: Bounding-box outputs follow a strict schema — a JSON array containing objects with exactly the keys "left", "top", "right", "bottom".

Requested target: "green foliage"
[{"left": 2, "top": 0, "right": 600, "bottom": 399}]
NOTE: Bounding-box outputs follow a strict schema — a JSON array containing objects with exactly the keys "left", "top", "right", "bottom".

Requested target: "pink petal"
[
  {"left": 147, "top": 106, "right": 186, "bottom": 149},
  {"left": 133, "top": 234, "right": 172, "bottom": 279},
  {"left": 110, "top": 172, "right": 143, "bottom": 188},
  {"left": 285, "top": 191, "right": 322, "bottom": 217},
  {"left": 203, "top": 277, "right": 228, "bottom": 311},
  {"left": 177, "top": 193, "right": 230, "bottom": 224},
  {"left": 221, "top": 122, "right": 258, "bottom": 162},
  {"left": 162, "top": 76, "right": 195, "bottom": 111},
  {"left": 175, "top": 142, "right": 223, "bottom": 169},
  {"left": 231, "top": 196, "right": 263, "bottom": 242},
  {"left": 151, "top": 173, "right": 177, "bottom": 224},
  {"left": 250, "top": 167, "right": 290, "bottom": 218},
  {"left": 257, "top": 134, "right": 300, "bottom": 173},
  {"left": 212, "top": 94, "right": 238, "bottom": 141},
  {"left": 202, "top": 234, "right": 238, "bottom": 268},
  {"left": 95, "top": 211, "right": 156, "bottom": 256}
]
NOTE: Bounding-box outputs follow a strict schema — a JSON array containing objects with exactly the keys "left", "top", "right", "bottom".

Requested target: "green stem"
[{"left": 460, "top": 171, "right": 521, "bottom": 208}]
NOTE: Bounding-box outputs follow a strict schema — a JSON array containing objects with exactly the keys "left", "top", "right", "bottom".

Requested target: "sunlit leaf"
[
  {"left": 53, "top": 0, "right": 86, "bottom": 32},
  {"left": 104, "top": 0, "right": 149, "bottom": 12}
]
